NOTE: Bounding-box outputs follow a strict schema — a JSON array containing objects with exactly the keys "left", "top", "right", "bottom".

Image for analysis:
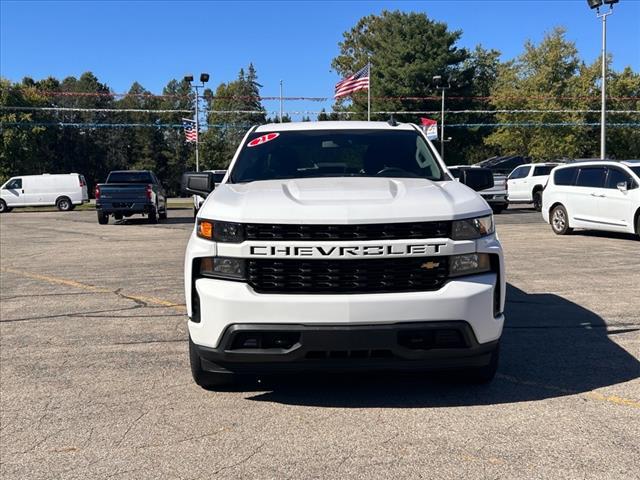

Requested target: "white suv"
[
  {"left": 542, "top": 160, "right": 640, "bottom": 238},
  {"left": 507, "top": 163, "right": 560, "bottom": 211}
]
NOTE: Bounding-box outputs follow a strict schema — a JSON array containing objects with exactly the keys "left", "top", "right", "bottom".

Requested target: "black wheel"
[
  {"left": 491, "top": 204, "right": 507, "bottom": 214},
  {"left": 550, "top": 204, "right": 572, "bottom": 235},
  {"left": 0, "top": 200, "right": 11, "bottom": 213},
  {"left": 532, "top": 191, "right": 543, "bottom": 212},
  {"left": 56, "top": 196, "right": 73, "bottom": 211},
  {"left": 159, "top": 207, "right": 167, "bottom": 221},
  {"left": 193, "top": 206, "right": 199, "bottom": 219},
  {"left": 189, "top": 336, "right": 235, "bottom": 389},
  {"left": 97, "top": 212, "right": 109, "bottom": 225},
  {"left": 635, "top": 214, "right": 640, "bottom": 239},
  {"left": 461, "top": 344, "right": 500, "bottom": 384},
  {"left": 148, "top": 206, "right": 158, "bottom": 224}
]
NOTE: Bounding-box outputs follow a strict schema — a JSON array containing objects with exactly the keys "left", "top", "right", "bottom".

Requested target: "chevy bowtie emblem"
[{"left": 420, "top": 261, "right": 440, "bottom": 270}]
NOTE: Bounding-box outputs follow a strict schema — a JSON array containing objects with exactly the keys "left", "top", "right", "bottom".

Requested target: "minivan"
[
  {"left": 0, "top": 173, "right": 89, "bottom": 213},
  {"left": 542, "top": 160, "right": 640, "bottom": 238}
]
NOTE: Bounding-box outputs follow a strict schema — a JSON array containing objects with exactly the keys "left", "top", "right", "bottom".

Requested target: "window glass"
[
  {"left": 106, "top": 171, "right": 154, "bottom": 184},
  {"left": 533, "top": 165, "right": 555, "bottom": 176},
  {"left": 554, "top": 168, "right": 576, "bottom": 186},
  {"left": 231, "top": 129, "right": 444, "bottom": 183},
  {"left": 509, "top": 166, "right": 530, "bottom": 180},
  {"left": 576, "top": 168, "right": 606, "bottom": 188},
  {"left": 630, "top": 166, "right": 640, "bottom": 178},
  {"left": 212, "top": 173, "right": 226, "bottom": 183},
  {"left": 605, "top": 169, "right": 630, "bottom": 189},
  {"left": 4, "top": 178, "right": 22, "bottom": 189}
]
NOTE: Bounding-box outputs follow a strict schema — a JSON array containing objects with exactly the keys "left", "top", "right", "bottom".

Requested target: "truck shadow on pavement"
[{"left": 246, "top": 284, "right": 640, "bottom": 407}]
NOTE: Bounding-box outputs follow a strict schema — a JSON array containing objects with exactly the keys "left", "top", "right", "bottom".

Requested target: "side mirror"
[
  {"left": 459, "top": 168, "right": 494, "bottom": 192},
  {"left": 181, "top": 172, "right": 216, "bottom": 197},
  {"left": 617, "top": 181, "right": 628, "bottom": 192}
]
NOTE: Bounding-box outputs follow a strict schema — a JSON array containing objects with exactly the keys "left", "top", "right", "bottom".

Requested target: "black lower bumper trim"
[{"left": 194, "top": 322, "right": 499, "bottom": 374}]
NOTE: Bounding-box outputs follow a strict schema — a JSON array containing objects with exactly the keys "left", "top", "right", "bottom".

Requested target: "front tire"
[
  {"left": 97, "top": 212, "right": 109, "bottom": 224},
  {"left": 491, "top": 204, "right": 507, "bottom": 214},
  {"left": 56, "top": 197, "right": 73, "bottom": 211},
  {"left": 461, "top": 344, "right": 500, "bottom": 384},
  {"left": 550, "top": 205, "right": 572, "bottom": 235},
  {"left": 148, "top": 206, "right": 158, "bottom": 224},
  {"left": 189, "top": 337, "right": 235, "bottom": 389},
  {"left": 0, "top": 200, "right": 11, "bottom": 213}
]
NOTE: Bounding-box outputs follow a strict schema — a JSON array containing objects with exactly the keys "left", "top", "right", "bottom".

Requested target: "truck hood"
[{"left": 201, "top": 177, "right": 490, "bottom": 224}]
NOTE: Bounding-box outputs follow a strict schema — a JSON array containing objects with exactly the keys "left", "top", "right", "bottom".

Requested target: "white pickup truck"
[
  {"left": 182, "top": 121, "right": 506, "bottom": 388},
  {"left": 507, "top": 162, "right": 560, "bottom": 211}
]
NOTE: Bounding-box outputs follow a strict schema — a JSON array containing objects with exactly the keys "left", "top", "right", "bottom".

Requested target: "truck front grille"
[
  {"left": 247, "top": 256, "right": 449, "bottom": 294},
  {"left": 244, "top": 221, "right": 450, "bottom": 241}
]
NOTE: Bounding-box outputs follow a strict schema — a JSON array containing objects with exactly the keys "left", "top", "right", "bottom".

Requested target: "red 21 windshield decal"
[{"left": 247, "top": 132, "right": 280, "bottom": 147}]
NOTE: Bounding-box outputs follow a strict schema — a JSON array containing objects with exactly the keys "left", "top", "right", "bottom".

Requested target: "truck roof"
[{"left": 254, "top": 121, "right": 417, "bottom": 133}]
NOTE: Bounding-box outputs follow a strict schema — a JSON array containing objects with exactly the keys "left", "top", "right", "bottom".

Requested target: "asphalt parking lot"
[{"left": 1, "top": 206, "right": 639, "bottom": 479}]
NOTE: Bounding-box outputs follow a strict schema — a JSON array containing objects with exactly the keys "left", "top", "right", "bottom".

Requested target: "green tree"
[
  {"left": 201, "top": 64, "right": 266, "bottom": 169},
  {"left": 483, "top": 28, "right": 632, "bottom": 160}
]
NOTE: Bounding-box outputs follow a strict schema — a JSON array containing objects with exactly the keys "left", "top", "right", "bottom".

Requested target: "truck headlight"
[
  {"left": 197, "top": 220, "right": 245, "bottom": 243},
  {"left": 449, "top": 253, "right": 491, "bottom": 278},
  {"left": 452, "top": 215, "right": 494, "bottom": 240},
  {"left": 199, "top": 257, "right": 246, "bottom": 280}
]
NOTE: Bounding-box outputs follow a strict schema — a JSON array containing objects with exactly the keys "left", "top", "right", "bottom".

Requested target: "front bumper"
[
  {"left": 194, "top": 322, "right": 499, "bottom": 374},
  {"left": 189, "top": 271, "right": 504, "bottom": 350}
]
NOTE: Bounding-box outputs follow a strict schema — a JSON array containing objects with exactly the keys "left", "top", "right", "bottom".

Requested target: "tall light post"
[
  {"left": 432, "top": 75, "right": 450, "bottom": 161},
  {"left": 184, "top": 73, "right": 210, "bottom": 171},
  {"left": 587, "top": 0, "right": 619, "bottom": 160}
]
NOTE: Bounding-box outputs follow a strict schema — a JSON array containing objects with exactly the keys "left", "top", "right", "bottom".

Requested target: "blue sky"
[{"left": 1, "top": 0, "right": 639, "bottom": 118}]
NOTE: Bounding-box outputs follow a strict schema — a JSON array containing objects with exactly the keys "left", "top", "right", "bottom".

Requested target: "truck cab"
[{"left": 183, "top": 121, "right": 505, "bottom": 388}]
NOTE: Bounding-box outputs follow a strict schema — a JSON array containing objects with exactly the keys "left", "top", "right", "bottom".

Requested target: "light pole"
[
  {"left": 587, "top": 0, "right": 619, "bottom": 160},
  {"left": 184, "top": 73, "right": 210, "bottom": 171},
  {"left": 279, "top": 80, "right": 284, "bottom": 123},
  {"left": 432, "top": 75, "right": 450, "bottom": 161}
]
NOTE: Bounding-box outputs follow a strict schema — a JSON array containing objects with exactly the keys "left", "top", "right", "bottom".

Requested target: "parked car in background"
[
  {"left": 449, "top": 166, "right": 508, "bottom": 214},
  {"left": 193, "top": 170, "right": 226, "bottom": 218},
  {"left": 542, "top": 160, "right": 640, "bottom": 238},
  {"left": 95, "top": 170, "right": 167, "bottom": 224},
  {"left": 507, "top": 163, "right": 561, "bottom": 211},
  {"left": 475, "top": 155, "right": 529, "bottom": 175},
  {"left": 0, "top": 173, "right": 88, "bottom": 213}
]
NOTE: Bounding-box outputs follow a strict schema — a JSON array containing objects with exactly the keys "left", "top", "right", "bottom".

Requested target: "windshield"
[
  {"left": 230, "top": 129, "right": 445, "bottom": 183},
  {"left": 107, "top": 171, "right": 153, "bottom": 184}
]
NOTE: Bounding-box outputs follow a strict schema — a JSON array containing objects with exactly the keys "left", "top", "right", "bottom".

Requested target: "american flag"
[
  {"left": 182, "top": 118, "right": 198, "bottom": 143},
  {"left": 334, "top": 64, "right": 370, "bottom": 99}
]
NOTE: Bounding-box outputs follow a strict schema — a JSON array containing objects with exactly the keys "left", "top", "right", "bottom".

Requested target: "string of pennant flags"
[
  {"left": 2, "top": 106, "right": 639, "bottom": 115},
  {"left": 23, "top": 89, "right": 640, "bottom": 102}
]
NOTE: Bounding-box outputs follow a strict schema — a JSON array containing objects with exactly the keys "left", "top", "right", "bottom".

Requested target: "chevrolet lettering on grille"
[{"left": 248, "top": 243, "right": 445, "bottom": 258}]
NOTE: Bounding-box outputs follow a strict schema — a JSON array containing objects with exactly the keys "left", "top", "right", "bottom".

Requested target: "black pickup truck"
[{"left": 95, "top": 170, "right": 167, "bottom": 224}]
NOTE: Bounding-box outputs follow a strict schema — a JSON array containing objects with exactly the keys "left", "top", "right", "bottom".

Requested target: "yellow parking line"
[
  {"left": 497, "top": 373, "right": 640, "bottom": 409},
  {"left": 1, "top": 267, "right": 109, "bottom": 293},
  {"left": 1, "top": 267, "right": 186, "bottom": 312},
  {"left": 585, "top": 392, "right": 640, "bottom": 408}
]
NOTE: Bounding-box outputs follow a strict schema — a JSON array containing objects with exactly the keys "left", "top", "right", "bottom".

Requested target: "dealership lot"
[{"left": 1, "top": 208, "right": 638, "bottom": 479}]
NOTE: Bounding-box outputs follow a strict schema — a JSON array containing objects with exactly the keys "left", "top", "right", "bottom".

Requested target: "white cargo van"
[{"left": 0, "top": 174, "right": 89, "bottom": 212}]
